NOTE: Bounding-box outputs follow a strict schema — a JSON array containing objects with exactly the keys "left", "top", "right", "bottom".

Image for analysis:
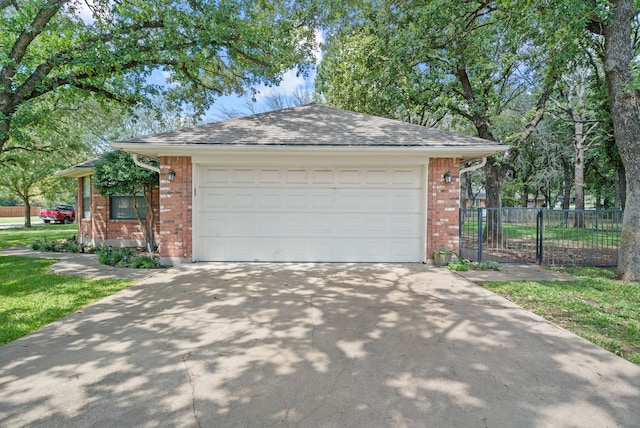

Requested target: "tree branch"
[
  {"left": 519, "top": 79, "right": 553, "bottom": 143},
  {"left": 0, "top": 0, "right": 19, "bottom": 11},
  {"left": 2, "top": 0, "right": 67, "bottom": 81}
]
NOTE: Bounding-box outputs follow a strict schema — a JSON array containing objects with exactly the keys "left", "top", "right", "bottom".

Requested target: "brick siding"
[
  {"left": 427, "top": 158, "right": 460, "bottom": 260},
  {"left": 158, "top": 156, "right": 192, "bottom": 263},
  {"left": 76, "top": 176, "right": 159, "bottom": 248}
]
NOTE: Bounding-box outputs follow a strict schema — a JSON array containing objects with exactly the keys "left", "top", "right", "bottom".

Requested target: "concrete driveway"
[{"left": 1, "top": 263, "right": 639, "bottom": 427}]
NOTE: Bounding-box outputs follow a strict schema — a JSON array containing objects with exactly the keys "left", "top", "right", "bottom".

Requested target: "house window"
[
  {"left": 82, "top": 177, "right": 91, "bottom": 219},
  {"left": 110, "top": 194, "right": 147, "bottom": 220}
]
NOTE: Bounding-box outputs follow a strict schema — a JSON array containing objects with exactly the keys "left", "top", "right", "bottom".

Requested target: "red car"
[{"left": 40, "top": 204, "right": 76, "bottom": 224}]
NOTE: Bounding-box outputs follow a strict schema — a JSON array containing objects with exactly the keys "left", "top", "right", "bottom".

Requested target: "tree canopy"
[
  {"left": 0, "top": 0, "right": 316, "bottom": 154},
  {"left": 316, "top": 0, "right": 640, "bottom": 280},
  {"left": 93, "top": 150, "right": 158, "bottom": 252}
]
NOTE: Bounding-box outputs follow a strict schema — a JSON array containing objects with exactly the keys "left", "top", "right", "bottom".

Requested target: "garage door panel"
[
  {"left": 196, "top": 165, "right": 423, "bottom": 262},
  {"left": 202, "top": 167, "right": 423, "bottom": 188}
]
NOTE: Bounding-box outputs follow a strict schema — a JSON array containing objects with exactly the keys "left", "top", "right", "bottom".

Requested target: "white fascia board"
[
  {"left": 56, "top": 166, "right": 93, "bottom": 178},
  {"left": 110, "top": 143, "right": 508, "bottom": 161}
]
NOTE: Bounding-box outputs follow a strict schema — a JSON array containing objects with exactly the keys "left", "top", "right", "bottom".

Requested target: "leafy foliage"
[
  {"left": 0, "top": 0, "right": 316, "bottom": 154},
  {"left": 448, "top": 259, "right": 503, "bottom": 272},
  {"left": 97, "top": 246, "right": 159, "bottom": 269},
  {"left": 30, "top": 236, "right": 81, "bottom": 253},
  {"left": 93, "top": 150, "right": 158, "bottom": 251},
  {"left": 93, "top": 150, "right": 157, "bottom": 197}
]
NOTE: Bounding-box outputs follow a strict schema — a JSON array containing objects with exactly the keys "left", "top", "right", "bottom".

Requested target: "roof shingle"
[{"left": 119, "top": 104, "right": 502, "bottom": 148}]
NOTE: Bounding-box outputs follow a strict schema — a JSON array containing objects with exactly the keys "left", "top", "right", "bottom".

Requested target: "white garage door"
[{"left": 194, "top": 165, "right": 423, "bottom": 262}]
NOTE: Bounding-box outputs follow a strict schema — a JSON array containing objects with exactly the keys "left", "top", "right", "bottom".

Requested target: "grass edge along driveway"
[
  {"left": 0, "top": 224, "right": 134, "bottom": 345},
  {"left": 0, "top": 255, "right": 135, "bottom": 345},
  {"left": 481, "top": 267, "right": 640, "bottom": 366}
]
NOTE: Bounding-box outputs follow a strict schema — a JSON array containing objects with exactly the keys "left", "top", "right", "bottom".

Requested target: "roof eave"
[
  {"left": 110, "top": 142, "right": 508, "bottom": 161},
  {"left": 56, "top": 166, "right": 93, "bottom": 178}
]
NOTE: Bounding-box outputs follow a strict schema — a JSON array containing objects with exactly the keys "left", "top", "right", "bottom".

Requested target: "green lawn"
[
  {"left": 0, "top": 256, "right": 134, "bottom": 345},
  {"left": 0, "top": 224, "right": 77, "bottom": 249},
  {"left": 0, "top": 216, "right": 42, "bottom": 225},
  {"left": 0, "top": 225, "right": 134, "bottom": 345},
  {"left": 481, "top": 267, "right": 640, "bottom": 366},
  {"left": 461, "top": 220, "right": 621, "bottom": 246}
]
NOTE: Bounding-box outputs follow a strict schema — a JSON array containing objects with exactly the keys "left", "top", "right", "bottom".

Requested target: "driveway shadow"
[{"left": 0, "top": 263, "right": 638, "bottom": 427}]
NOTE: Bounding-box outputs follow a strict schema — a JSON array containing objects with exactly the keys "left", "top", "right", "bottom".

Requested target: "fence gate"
[{"left": 459, "top": 208, "right": 622, "bottom": 267}]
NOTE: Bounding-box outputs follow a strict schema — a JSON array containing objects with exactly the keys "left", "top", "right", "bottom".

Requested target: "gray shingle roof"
[{"left": 118, "top": 104, "right": 502, "bottom": 148}]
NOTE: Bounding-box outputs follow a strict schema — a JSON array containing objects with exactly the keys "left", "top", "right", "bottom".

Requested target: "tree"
[
  {"left": 549, "top": 68, "right": 603, "bottom": 225},
  {"left": 0, "top": 151, "right": 76, "bottom": 227},
  {"left": 595, "top": 0, "right": 640, "bottom": 280},
  {"left": 0, "top": 0, "right": 315, "bottom": 155},
  {"left": 93, "top": 151, "right": 158, "bottom": 254},
  {"left": 317, "top": 1, "right": 557, "bottom": 243}
]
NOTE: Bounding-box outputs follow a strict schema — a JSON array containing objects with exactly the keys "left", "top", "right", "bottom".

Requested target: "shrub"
[
  {"left": 98, "top": 247, "right": 159, "bottom": 269},
  {"left": 30, "top": 236, "right": 79, "bottom": 252},
  {"left": 448, "top": 259, "right": 502, "bottom": 272},
  {"left": 128, "top": 255, "right": 160, "bottom": 269}
]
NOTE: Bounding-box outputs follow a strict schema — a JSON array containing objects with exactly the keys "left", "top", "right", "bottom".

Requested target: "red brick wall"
[
  {"left": 158, "top": 156, "right": 192, "bottom": 262},
  {"left": 76, "top": 175, "right": 159, "bottom": 248},
  {"left": 427, "top": 158, "right": 460, "bottom": 260}
]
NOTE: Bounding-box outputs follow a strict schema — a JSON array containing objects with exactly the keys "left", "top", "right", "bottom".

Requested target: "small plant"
[
  {"left": 30, "top": 236, "right": 80, "bottom": 252},
  {"left": 58, "top": 238, "right": 82, "bottom": 253},
  {"left": 448, "top": 258, "right": 502, "bottom": 271},
  {"left": 97, "top": 246, "right": 159, "bottom": 269},
  {"left": 433, "top": 245, "right": 454, "bottom": 266},
  {"left": 128, "top": 255, "right": 160, "bottom": 269},
  {"left": 30, "top": 238, "right": 44, "bottom": 251}
]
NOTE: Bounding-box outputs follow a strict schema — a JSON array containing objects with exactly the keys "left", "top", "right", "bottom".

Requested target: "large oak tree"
[
  {"left": 0, "top": 0, "right": 315, "bottom": 155},
  {"left": 317, "top": 0, "right": 558, "bottom": 243}
]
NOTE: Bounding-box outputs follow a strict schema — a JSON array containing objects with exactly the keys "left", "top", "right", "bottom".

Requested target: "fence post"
[
  {"left": 477, "top": 208, "right": 483, "bottom": 263},
  {"left": 536, "top": 209, "right": 543, "bottom": 264},
  {"left": 458, "top": 208, "right": 462, "bottom": 257}
]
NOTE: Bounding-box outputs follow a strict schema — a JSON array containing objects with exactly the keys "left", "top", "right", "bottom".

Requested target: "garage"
[
  {"left": 109, "top": 103, "right": 507, "bottom": 265},
  {"left": 194, "top": 164, "right": 424, "bottom": 262}
]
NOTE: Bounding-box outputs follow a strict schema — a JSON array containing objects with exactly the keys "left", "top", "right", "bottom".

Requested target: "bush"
[
  {"left": 30, "top": 238, "right": 159, "bottom": 269},
  {"left": 97, "top": 247, "right": 159, "bottom": 269},
  {"left": 30, "top": 236, "right": 80, "bottom": 252},
  {"left": 128, "top": 255, "right": 160, "bottom": 269},
  {"left": 448, "top": 259, "right": 502, "bottom": 272}
]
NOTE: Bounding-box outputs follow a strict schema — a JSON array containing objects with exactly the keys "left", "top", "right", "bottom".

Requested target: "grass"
[
  {"left": 481, "top": 267, "right": 640, "bottom": 366},
  {"left": 461, "top": 213, "right": 622, "bottom": 246},
  {"left": 0, "top": 256, "right": 134, "bottom": 345},
  {"left": 0, "top": 224, "right": 134, "bottom": 345},
  {"left": 0, "top": 216, "right": 42, "bottom": 225},
  {"left": 0, "top": 224, "right": 77, "bottom": 249}
]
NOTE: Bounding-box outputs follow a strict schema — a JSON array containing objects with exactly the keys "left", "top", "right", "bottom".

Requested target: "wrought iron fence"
[{"left": 459, "top": 208, "right": 623, "bottom": 267}]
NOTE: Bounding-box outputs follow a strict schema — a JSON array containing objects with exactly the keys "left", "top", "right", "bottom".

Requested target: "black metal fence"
[{"left": 459, "top": 208, "right": 623, "bottom": 266}]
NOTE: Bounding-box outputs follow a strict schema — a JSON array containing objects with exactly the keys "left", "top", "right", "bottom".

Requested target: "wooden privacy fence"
[
  {"left": 459, "top": 207, "right": 623, "bottom": 267},
  {"left": 0, "top": 206, "right": 41, "bottom": 217}
]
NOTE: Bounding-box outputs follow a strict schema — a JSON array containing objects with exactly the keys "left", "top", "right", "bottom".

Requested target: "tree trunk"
[
  {"left": 602, "top": 0, "right": 640, "bottom": 281},
  {"left": 483, "top": 156, "right": 504, "bottom": 244},
  {"left": 132, "top": 191, "right": 153, "bottom": 255},
  {"left": 562, "top": 158, "right": 573, "bottom": 209},
  {"left": 22, "top": 196, "right": 31, "bottom": 228},
  {"left": 144, "top": 185, "right": 155, "bottom": 253},
  {"left": 573, "top": 144, "right": 586, "bottom": 227},
  {"left": 615, "top": 167, "right": 626, "bottom": 209},
  {"left": 0, "top": 109, "right": 11, "bottom": 154}
]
